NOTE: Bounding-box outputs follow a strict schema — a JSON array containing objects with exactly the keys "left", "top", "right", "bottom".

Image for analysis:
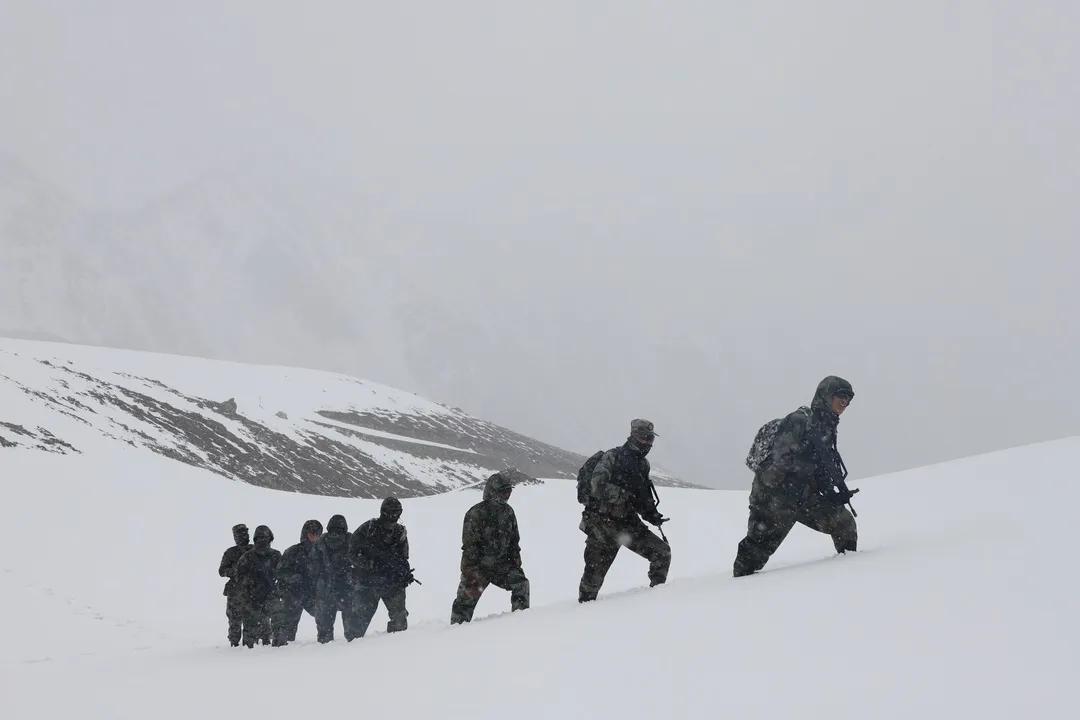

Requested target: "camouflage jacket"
[
  {"left": 588, "top": 441, "right": 662, "bottom": 524},
  {"left": 461, "top": 497, "right": 522, "bottom": 573},
  {"left": 276, "top": 538, "right": 321, "bottom": 601},
  {"left": 758, "top": 379, "right": 848, "bottom": 498},
  {"left": 234, "top": 546, "right": 281, "bottom": 604},
  {"left": 218, "top": 542, "right": 252, "bottom": 597},
  {"left": 315, "top": 530, "right": 352, "bottom": 597},
  {"left": 349, "top": 519, "right": 410, "bottom": 587}
]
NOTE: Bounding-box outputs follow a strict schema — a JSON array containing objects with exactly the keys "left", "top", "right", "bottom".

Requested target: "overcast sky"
[{"left": 1, "top": 2, "right": 1077, "bottom": 488}]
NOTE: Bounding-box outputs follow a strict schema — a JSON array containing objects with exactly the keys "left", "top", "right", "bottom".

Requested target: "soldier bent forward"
[
  {"left": 272, "top": 519, "right": 323, "bottom": 646},
  {"left": 450, "top": 472, "right": 529, "bottom": 623},
  {"left": 233, "top": 525, "right": 281, "bottom": 648},
  {"left": 315, "top": 514, "right": 356, "bottom": 642},
  {"left": 733, "top": 376, "right": 858, "bottom": 577},
  {"left": 347, "top": 497, "right": 411, "bottom": 638},
  {"left": 579, "top": 419, "right": 671, "bottom": 602}
]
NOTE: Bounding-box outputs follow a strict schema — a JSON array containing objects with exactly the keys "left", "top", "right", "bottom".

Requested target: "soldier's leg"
[
  {"left": 253, "top": 602, "right": 272, "bottom": 646},
  {"left": 450, "top": 571, "right": 489, "bottom": 624},
  {"left": 347, "top": 587, "right": 380, "bottom": 640},
  {"left": 624, "top": 524, "right": 672, "bottom": 587},
  {"left": 506, "top": 568, "right": 529, "bottom": 611},
  {"left": 226, "top": 595, "right": 243, "bottom": 646},
  {"left": 314, "top": 594, "right": 336, "bottom": 643},
  {"left": 273, "top": 595, "right": 303, "bottom": 646},
  {"left": 579, "top": 529, "right": 620, "bottom": 602},
  {"left": 382, "top": 588, "right": 409, "bottom": 632},
  {"left": 241, "top": 601, "right": 260, "bottom": 648},
  {"left": 489, "top": 567, "right": 530, "bottom": 611},
  {"left": 733, "top": 501, "right": 798, "bottom": 576},
  {"left": 798, "top": 500, "right": 858, "bottom": 553}
]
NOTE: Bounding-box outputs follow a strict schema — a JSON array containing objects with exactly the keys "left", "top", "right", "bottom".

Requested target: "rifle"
[
  {"left": 400, "top": 566, "right": 422, "bottom": 587},
  {"left": 649, "top": 482, "right": 671, "bottom": 544},
  {"left": 822, "top": 451, "right": 859, "bottom": 517}
]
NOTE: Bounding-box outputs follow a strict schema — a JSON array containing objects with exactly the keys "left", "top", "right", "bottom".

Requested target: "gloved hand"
[
  {"left": 644, "top": 511, "right": 669, "bottom": 527},
  {"left": 823, "top": 486, "right": 855, "bottom": 506}
]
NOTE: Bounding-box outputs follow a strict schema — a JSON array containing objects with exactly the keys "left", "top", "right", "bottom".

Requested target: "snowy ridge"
[
  {"left": 0, "top": 337, "right": 648, "bottom": 497},
  {"left": 1, "top": 437, "right": 1075, "bottom": 718}
]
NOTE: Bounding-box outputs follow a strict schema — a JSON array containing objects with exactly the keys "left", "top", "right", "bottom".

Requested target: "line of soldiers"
[
  {"left": 218, "top": 498, "right": 416, "bottom": 647},
  {"left": 219, "top": 376, "right": 859, "bottom": 647}
]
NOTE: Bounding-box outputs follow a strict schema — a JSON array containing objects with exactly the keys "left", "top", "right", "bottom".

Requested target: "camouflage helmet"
[
  {"left": 253, "top": 525, "right": 274, "bottom": 545},
  {"left": 630, "top": 418, "right": 658, "bottom": 446},
  {"left": 327, "top": 514, "right": 348, "bottom": 534},
  {"left": 232, "top": 523, "right": 249, "bottom": 545}
]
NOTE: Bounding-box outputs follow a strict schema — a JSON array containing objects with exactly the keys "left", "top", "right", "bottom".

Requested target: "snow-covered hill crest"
[
  {"left": 1, "top": 337, "right": 652, "bottom": 496},
  {"left": 1, "top": 435, "right": 1075, "bottom": 718}
]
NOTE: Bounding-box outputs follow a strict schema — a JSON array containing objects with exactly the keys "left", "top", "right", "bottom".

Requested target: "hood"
[
  {"left": 327, "top": 514, "right": 348, "bottom": 534},
  {"left": 380, "top": 497, "right": 403, "bottom": 524},
  {"left": 483, "top": 472, "right": 513, "bottom": 502},
  {"left": 253, "top": 524, "right": 273, "bottom": 547},
  {"left": 811, "top": 376, "right": 855, "bottom": 414},
  {"left": 300, "top": 519, "right": 323, "bottom": 543}
]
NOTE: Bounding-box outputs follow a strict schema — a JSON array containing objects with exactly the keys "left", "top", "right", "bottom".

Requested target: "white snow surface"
[{"left": 2, "top": 438, "right": 1076, "bottom": 718}]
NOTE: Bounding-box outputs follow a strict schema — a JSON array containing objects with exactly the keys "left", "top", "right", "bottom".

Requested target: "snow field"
[{"left": 2, "top": 438, "right": 1077, "bottom": 718}]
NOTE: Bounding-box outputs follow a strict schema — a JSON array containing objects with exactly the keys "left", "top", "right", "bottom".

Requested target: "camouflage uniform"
[
  {"left": 579, "top": 420, "right": 670, "bottom": 602},
  {"left": 217, "top": 524, "right": 252, "bottom": 646},
  {"left": 450, "top": 473, "right": 530, "bottom": 624},
  {"left": 271, "top": 519, "right": 323, "bottom": 646},
  {"left": 733, "top": 376, "right": 858, "bottom": 577},
  {"left": 347, "top": 498, "right": 411, "bottom": 638},
  {"left": 233, "top": 525, "right": 281, "bottom": 648},
  {"left": 314, "top": 514, "right": 356, "bottom": 642}
]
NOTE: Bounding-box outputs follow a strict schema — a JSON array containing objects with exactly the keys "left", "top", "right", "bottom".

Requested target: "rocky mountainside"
[{"left": 0, "top": 338, "right": 694, "bottom": 496}]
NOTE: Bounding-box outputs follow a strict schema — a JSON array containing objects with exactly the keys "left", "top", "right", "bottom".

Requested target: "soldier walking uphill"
[
  {"left": 271, "top": 519, "right": 323, "bottom": 646},
  {"left": 233, "top": 525, "right": 281, "bottom": 648},
  {"left": 347, "top": 497, "right": 413, "bottom": 638},
  {"left": 450, "top": 472, "right": 530, "bottom": 624},
  {"left": 315, "top": 514, "right": 359, "bottom": 642},
  {"left": 733, "top": 376, "right": 858, "bottom": 577},
  {"left": 578, "top": 419, "right": 671, "bottom": 602},
  {"left": 218, "top": 523, "right": 252, "bottom": 646}
]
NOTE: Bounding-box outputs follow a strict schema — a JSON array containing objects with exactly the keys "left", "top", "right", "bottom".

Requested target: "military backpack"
[
  {"left": 745, "top": 406, "right": 810, "bottom": 473},
  {"left": 576, "top": 450, "right": 607, "bottom": 504}
]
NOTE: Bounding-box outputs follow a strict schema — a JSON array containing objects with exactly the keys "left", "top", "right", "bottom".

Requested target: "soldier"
[
  {"left": 578, "top": 419, "right": 671, "bottom": 602},
  {"left": 733, "top": 376, "right": 858, "bottom": 577},
  {"left": 347, "top": 497, "right": 412, "bottom": 639},
  {"left": 271, "top": 519, "right": 323, "bottom": 646},
  {"left": 450, "top": 472, "right": 529, "bottom": 624},
  {"left": 217, "top": 523, "right": 252, "bottom": 646},
  {"left": 314, "top": 514, "right": 354, "bottom": 642},
  {"left": 233, "top": 525, "right": 281, "bottom": 648}
]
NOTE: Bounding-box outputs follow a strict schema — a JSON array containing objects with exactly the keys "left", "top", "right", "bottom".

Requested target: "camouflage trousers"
[
  {"left": 272, "top": 593, "right": 316, "bottom": 646},
  {"left": 346, "top": 584, "right": 408, "bottom": 640},
  {"left": 238, "top": 596, "right": 273, "bottom": 648},
  {"left": 315, "top": 590, "right": 359, "bottom": 643},
  {"left": 225, "top": 593, "right": 245, "bottom": 646},
  {"left": 578, "top": 512, "right": 671, "bottom": 602},
  {"left": 733, "top": 490, "right": 857, "bottom": 576},
  {"left": 450, "top": 565, "right": 530, "bottom": 624}
]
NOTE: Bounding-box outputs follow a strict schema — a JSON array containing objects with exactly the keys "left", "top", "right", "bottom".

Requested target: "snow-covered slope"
[
  {"left": 2, "top": 437, "right": 1074, "bottom": 718},
  {"left": 0, "top": 337, "right": 632, "bottom": 496}
]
